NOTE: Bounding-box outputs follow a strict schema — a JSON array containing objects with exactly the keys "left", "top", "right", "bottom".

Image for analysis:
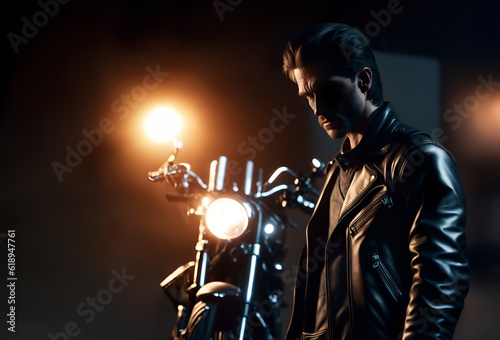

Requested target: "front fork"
[
  {"left": 237, "top": 202, "right": 263, "bottom": 340},
  {"left": 182, "top": 202, "right": 265, "bottom": 339},
  {"left": 171, "top": 222, "right": 210, "bottom": 338},
  {"left": 237, "top": 243, "right": 261, "bottom": 339},
  {"left": 193, "top": 224, "right": 209, "bottom": 288}
]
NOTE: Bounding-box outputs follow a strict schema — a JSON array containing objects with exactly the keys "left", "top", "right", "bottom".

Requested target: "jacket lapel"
[
  {"left": 340, "top": 164, "right": 377, "bottom": 217},
  {"left": 321, "top": 164, "right": 378, "bottom": 238},
  {"left": 306, "top": 161, "right": 338, "bottom": 247},
  {"left": 308, "top": 161, "right": 338, "bottom": 224}
]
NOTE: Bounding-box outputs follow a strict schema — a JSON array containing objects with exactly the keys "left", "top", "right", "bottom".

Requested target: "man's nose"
[
  {"left": 310, "top": 98, "right": 319, "bottom": 116},
  {"left": 313, "top": 95, "right": 328, "bottom": 117},
  {"left": 308, "top": 94, "right": 322, "bottom": 116}
]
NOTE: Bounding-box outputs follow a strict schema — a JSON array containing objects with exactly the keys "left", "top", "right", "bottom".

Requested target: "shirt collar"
[{"left": 334, "top": 102, "right": 391, "bottom": 171}]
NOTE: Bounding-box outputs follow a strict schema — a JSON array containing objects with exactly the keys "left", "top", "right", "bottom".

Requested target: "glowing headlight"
[{"left": 205, "top": 198, "right": 249, "bottom": 240}]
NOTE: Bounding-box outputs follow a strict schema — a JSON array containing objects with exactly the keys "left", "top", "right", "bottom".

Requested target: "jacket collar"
[{"left": 335, "top": 102, "right": 398, "bottom": 171}]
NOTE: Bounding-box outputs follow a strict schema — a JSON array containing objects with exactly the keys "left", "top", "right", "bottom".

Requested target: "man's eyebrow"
[
  {"left": 298, "top": 84, "right": 315, "bottom": 97},
  {"left": 299, "top": 79, "right": 343, "bottom": 97}
]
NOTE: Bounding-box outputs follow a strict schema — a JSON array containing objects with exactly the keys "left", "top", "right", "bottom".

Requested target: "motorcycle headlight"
[{"left": 205, "top": 198, "right": 249, "bottom": 240}]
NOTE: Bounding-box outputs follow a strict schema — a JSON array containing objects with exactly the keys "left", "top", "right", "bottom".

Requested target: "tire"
[
  {"left": 185, "top": 301, "right": 241, "bottom": 340},
  {"left": 185, "top": 300, "right": 272, "bottom": 340},
  {"left": 184, "top": 301, "right": 216, "bottom": 340}
]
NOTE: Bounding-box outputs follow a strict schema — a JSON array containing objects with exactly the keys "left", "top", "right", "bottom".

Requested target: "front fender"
[
  {"left": 195, "top": 281, "right": 243, "bottom": 331},
  {"left": 196, "top": 281, "right": 241, "bottom": 304}
]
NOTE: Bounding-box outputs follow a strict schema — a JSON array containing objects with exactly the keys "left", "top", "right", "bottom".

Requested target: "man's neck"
[{"left": 346, "top": 101, "right": 379, "bottom": 149}]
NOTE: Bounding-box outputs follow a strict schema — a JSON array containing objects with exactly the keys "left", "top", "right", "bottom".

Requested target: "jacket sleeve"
[{"left": 398, "top": 143, "right": 470, "bottom": 340}]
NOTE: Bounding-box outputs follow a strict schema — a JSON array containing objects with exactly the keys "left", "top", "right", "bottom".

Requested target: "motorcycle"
[{"left": 148, "top": 140, "right": 324, "bottom": 339}]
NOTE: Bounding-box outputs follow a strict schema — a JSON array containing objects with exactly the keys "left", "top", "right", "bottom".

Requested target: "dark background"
[{"left": 2, "top": 0, "right": 500, "bottom": 339}]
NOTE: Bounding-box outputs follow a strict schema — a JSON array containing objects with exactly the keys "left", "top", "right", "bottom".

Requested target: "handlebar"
[
  {"left": 148, "top": 164, "right": 208, "bottom": 190},
  {"left": 263, "top": 167, "right": 298, "bottom": 188},
  {"left": 150, "top": 160, "right": 319, "bottom": 213},
  {"left": 258, "top": 184, "right": 290, "bottom": 198},
  {"left": 148, "top": 141, "right": 324, "bottom": 213}
]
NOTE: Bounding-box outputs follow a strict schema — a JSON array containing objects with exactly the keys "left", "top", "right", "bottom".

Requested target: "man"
[{"left": 283, "top": 23, "right": 470, "bottom": 340}]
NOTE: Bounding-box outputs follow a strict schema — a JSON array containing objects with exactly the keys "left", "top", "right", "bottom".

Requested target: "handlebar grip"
[{"left": 148, "top": 171, "right": 164, "bottom": 182}]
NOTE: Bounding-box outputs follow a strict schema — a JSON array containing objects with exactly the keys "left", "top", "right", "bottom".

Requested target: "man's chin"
[{"left": 325, "top": 128, "right": 346, "bottom": 140}]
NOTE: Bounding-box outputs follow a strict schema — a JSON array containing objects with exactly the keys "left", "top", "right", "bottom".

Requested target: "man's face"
[{"left": 293, "top": 61, "right": 367, "bottom": 140}]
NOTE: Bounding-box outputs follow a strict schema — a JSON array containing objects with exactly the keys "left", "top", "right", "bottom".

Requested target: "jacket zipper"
[
  {"left": 336, "top": 182, "right": 384, "bottom": 230},
  {"left": 348, "top": 194, "right": 393, "bottom": 236},
  {"left": 347, "top": 232, "right": 355, "bottom": 340},
  {"left": 325, "top": 245, "right": 332, "bottom": 340},
  {"left": 331, "top": 166, "right": 380, "bottom": 340},
  {"left": 371, "top": 252, "right": 402, "bottom": 301}
]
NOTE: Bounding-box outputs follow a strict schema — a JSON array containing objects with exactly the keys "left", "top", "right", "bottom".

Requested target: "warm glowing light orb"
[
  {"left": 144, "top": 107, "right": 181, "bottom": 142},
  {"left": 205, "top": 198, "right": 249, "bottom": 240}
]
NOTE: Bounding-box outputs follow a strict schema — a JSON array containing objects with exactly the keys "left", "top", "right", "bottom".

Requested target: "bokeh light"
[{"left": 144, "top": 106, "right": 181, "bottom": 142}]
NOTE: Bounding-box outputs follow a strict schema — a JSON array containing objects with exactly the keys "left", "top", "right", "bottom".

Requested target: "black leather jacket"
[{"left": 286, "top": 103, "right": 470, "bottom": 340}]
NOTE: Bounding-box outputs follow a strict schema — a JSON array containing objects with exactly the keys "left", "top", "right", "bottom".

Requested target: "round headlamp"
[{"left": 205, "top": 198, "right": 249, "bottom": 240}]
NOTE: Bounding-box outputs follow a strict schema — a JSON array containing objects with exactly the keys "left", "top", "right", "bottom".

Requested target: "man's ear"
[{"left": 357, "top": 67, "right": 373, "bottom": 94}]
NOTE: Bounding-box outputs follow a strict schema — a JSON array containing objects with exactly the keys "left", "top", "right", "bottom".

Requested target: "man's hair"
[{"left": 283, "top": 23, "right": 383, "bottom": 107}]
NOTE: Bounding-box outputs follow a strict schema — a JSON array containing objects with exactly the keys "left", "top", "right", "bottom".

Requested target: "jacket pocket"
[
  {"left": 348, "top": 194, "right": 393, "bottom": 236},
  {"left": 371, "top": 251, "right": 402, "bottom": 301}
]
